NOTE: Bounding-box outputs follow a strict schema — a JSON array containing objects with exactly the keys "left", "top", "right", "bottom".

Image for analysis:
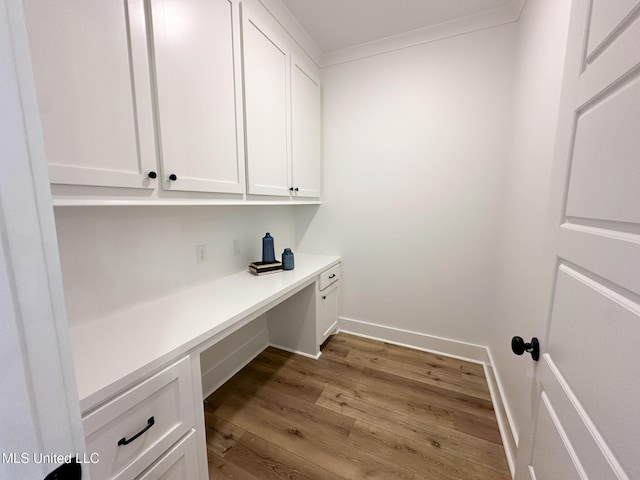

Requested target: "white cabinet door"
[
  {"left": 291, "top": 57, "right": 321, "bottom": 198},
  {"left": 242, "top": 4, "right": 291, "bottom": 196},
  {"left": 23, "top": 0, "right": 157, "bottom": 189},
  {"left": 149, "top": 0, "right": 245, "bottom": 194},
  {"left": 319, "top": 284, "right": 338, "bottom": 345}
]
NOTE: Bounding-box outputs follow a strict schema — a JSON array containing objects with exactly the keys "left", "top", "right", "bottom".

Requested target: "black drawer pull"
[
  {"left": 117, "top": 417, "right": 155, "bottom": 446},
  {"left": 328, "top": 274, "right": 336, "bottom": 279}
]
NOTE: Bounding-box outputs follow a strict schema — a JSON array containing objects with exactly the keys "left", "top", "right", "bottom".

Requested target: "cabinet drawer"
[
  {"left": 83, "top": 356, "right": 195, "bottom": 480},
  {"left": 135, "top": 430, "right": 199, "bottom": 480},
  {"left": 319, "top": 264, "right": 340, "bottom": 291}
]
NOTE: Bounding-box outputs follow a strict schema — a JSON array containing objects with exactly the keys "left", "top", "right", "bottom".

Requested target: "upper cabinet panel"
[
  {"left": 291, "top": 57, "right": 321, "bottom": 198},
  {"left": 241, "top": 1, "right": 322, "bottom": 199},
  {"left": 23, "top": 0, "right": 157, "bottom": 189},
  {"left": 149, "top": 0, "right": 245, "bottom": 194},
  {"left": 242, "top": 4, "right": 291, "bottom": 196},
  {"left": 25, "top": 0, "right": 320, "bottom": 204}
]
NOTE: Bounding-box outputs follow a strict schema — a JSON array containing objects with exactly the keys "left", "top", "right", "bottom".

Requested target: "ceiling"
[{"left": 280, "top": 0, "right": 514, "bottom": 54}]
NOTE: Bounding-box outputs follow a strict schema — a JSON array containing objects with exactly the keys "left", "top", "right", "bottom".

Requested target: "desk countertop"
[{"left": 70, "top": 253, "right": 340, "bottom": 412}]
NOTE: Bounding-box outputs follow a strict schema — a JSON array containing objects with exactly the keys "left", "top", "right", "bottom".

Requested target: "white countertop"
[{"left": 69, "top": 253, "right": 340, "bottom": 412}]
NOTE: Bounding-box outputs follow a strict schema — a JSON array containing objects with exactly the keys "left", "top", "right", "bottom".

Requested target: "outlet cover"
[{"left": 196, "top": 244, "right": 207, "bottom": 264}]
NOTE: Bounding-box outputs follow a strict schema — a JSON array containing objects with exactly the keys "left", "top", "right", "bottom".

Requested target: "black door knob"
[
  {"left": 511, "top": 336, "right": 540, "bottom": 361},
  {"left": 168, "top": 174, "right": 177, "bottom": 181},
  {"left": 147, "top": 171, "right": 157, "bottom": 179}
]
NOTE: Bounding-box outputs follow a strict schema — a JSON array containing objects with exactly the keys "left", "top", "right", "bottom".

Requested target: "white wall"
[
  {"left": 55, "top": 206, "right": 296, "bottom": 325},
  {"left": 296, "top": 24, "right": 516, "bottom": 345},
  {"left": 489, "top": 0, "right": 571, "bottom": 447}
]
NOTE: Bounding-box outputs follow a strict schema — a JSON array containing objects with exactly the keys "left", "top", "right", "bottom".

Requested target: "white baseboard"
[
  {"left": 485, "top": 349, "right": 517, "bottom": 477},
  {"left": 338, "top": 316, "right": 488, "bottom": 364},
  {"left": 201, "top": 329, "right": 269, "bottom": 400},
  {"left": 268, "top": 343, "right": 321, "bottom": 360},
  {"left": 338, "top": 315, "right": 516, "bottom": 476}
]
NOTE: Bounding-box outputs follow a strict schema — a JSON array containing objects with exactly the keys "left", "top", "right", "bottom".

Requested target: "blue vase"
[
  {"left": 262, "top": 233, "right": 275, "bottom": 263},
  {"left": 282, "top": 248, "right": 294, "bottom": 270}
]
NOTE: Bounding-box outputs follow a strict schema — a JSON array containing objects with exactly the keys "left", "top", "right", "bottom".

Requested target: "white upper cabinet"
[
  {"left": 291, "top": 57, "right": 321, "bottom": 198},
  {"left": 242, "top": 1, "right": 322, "bottom": 199},
  {"left": 23, "top": 0, "right": 157, "bottom": 189},
  {"left": 25, "top": 0, "right": 320, "bottom": 204},
  {"left": 148, "top": 0, "right": 245, "bottom": 194},
  {"left": 242, "top": 5, "right": 291, "bottom": 196}
]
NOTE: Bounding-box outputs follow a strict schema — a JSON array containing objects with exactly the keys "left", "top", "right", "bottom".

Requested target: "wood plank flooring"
[{"left": 204, "top": 333, "right": 510, "bottom": 479}]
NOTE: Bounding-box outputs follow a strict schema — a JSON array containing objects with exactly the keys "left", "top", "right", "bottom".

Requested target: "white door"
[
  {"left": 515, "top": 0, "right": 640, "bottom": 478},
  {"left": 2, "top": 1, "right": 86, "bottom": 478},
  {"left": 149, "top": 0, "right": 246, "bottom": 194}
]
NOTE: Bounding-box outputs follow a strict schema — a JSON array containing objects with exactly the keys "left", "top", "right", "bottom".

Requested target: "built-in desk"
[{"left": 69, "top": 253, "right": 340, "bottom": 480}]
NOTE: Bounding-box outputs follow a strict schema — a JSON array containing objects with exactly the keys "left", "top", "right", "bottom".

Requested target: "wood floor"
[{"left": 204, "top": 333, "right": 510, "bottom": 479}]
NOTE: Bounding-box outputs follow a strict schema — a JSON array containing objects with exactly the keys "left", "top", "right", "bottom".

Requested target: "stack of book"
[{"left": 248, "top": 260, "right": 283, "bottom": 276}]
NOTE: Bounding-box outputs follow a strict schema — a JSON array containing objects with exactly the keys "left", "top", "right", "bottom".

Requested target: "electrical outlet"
[
  {"left": 196, "top": 244, "right": 207, "bottom": 264},
  {"left": 232, "top": 239, "right": 241, "bottom": 256}
]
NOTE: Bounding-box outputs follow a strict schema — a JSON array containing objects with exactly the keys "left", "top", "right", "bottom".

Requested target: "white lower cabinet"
[
  {"left": 82, "top": 356, "right": 200, "bottom": 480},
  {"left": 319, "top": 285, "right": 338, "bottom": 344},
  {"left": 135, "top": 430, "right": 199, "bottom": 480},
  {"left": 318, "top": 265, "right": 340, "bottom": 345}
]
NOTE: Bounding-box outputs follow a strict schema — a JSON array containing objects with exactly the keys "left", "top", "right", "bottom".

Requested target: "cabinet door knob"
[
  {"left": 168, "top": 174, "right": 177, "bottom": 181},
  {"left": 322, "top": 295, "right": 326, "bottom": 300},
  {"left": 294, "top": 187, "right": 299, "bottom": 192},
  {"left": 289, "top": 187, "right": 294, "bottom": 192},
  {"left": 147, "top": 171, "right": 157, "bottom": 179}
]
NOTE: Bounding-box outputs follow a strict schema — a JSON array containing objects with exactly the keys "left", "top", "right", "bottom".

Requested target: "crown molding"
[
  {"left": 257, "top": 0, "right": 528, "bottom": 69},
  {"left": 322, "top": 2, "right": 524, "bottom": 67},
  {"left": 257, "top": 0, "right": 324, "bottom": 67}
]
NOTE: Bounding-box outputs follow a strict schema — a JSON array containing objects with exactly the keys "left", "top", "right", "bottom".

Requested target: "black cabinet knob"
[
  {"left": 511, "top": 336, "right": 540, "bottom": 361},
  {"left": 168, "top": 174, "right": 177, "bottom": 181},
  {"left": 294, "top": 187, "right": 299, "bottom": 192},
  {"left": 147, "top": 171, "right": 157, "bottom": 179},
  {"left": 289, "top": 187, "right": 294, "bottom": 192}
]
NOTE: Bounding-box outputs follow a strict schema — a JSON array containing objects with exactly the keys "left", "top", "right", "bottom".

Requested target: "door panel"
[
  {"left": 538, "top": 357, "right": 620, "bottom": 480},
  {"left": 528, "top": 393, "right": 583, "bottom": 480},
  {"left": 517, "top": 0, "right": 640, "bottom": 478},
  {"left": 547, "top": 266, "right": 639, "bottom": 475},
  {"left": 566, "top": 74, "right": 640, "bottom": 224},
  {"left": 586, "top": 0, "right": 639, "bottom": 59},
  {"left": 577, "top": 14, "right": 640, "bottom": 107}
]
